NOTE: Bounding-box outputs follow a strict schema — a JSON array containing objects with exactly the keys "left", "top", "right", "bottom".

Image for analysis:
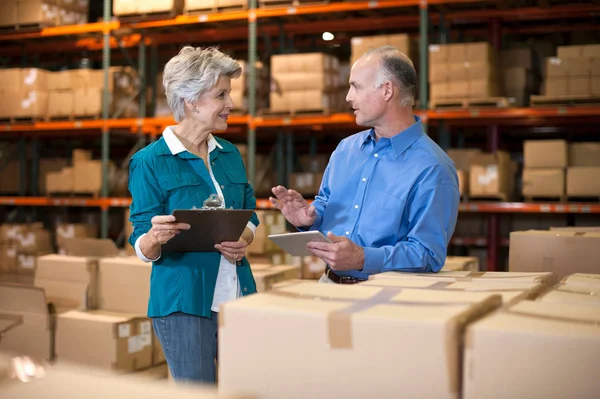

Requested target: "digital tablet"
[
  {"left": 268, "top": 230, "right": 332, "bottom": 257},
  {"left": 162, "top": 209, "right": 253, "bottom": 253}
]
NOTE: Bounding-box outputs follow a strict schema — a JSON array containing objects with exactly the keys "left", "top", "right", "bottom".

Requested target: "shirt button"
[
  {"left": 374, "top": 153, "right": 379, "bottom": 158},
  {"left": 345, "top": 231, "right": 350, "bottom": 235},
  {"left": 212, "top": 162, "right": 215, "bottom": 165},
  {"left": 243, "top": 287, "right": 248, "bottom": 292},
  {"left": 354, "top": 205, "right": 359, "bottom": 209},
  {"left": 362, "top": 178, "right": 367, "bottom": 182},
  {"left": 221, "top": 185, "right": 225, "bottom": 189}
]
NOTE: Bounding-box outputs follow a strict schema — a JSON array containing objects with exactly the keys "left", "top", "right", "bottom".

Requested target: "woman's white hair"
[{"left": 162, "top": 46, "right": 242, "bottom": 122}]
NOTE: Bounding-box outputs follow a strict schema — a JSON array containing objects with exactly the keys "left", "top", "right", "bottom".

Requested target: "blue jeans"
[{"left": 152, "top": 312, "right": 218, "bottom": 384}]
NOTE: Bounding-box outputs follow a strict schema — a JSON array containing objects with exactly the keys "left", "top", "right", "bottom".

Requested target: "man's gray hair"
[
  {"left": 163, "top": 46, "right": 242, "bottom": 122},
  {"left": 363, "top": 46, "right": 418, "bottom": 107}
]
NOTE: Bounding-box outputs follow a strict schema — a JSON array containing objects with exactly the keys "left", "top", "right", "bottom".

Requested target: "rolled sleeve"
[{"left": 135, "top": 234, "right": 161, "bottom": 262}]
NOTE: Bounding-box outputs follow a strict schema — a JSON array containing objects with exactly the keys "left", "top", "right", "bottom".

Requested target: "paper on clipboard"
[{"left": 162, "top": 209, "right": 253, "bottom": 253}]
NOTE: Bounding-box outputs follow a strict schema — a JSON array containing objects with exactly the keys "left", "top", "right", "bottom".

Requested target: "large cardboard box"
[
  {"left": 288, "top": 172, "right": 323, "bottom": 195},
  {"left": 523, "top": 139, "right": 568, "bottom": 168},
  {"left": 501, "top": 48, "right": 534, "bottom": 69},
  {"left": 18, "top": 90, "right": 49, "bottom": 118},
  {"left": 97, "top": 257, "right": 151, "bottom": 314},
  {"left": 0, "top": 1, "right": 17, "bottom": 27},
  {"left": 0, "top": 284, "right": 53, "bottom": 360},
  {"left": 561, "top": 273, "right": 600, "bottom": 289},
  {"left": 47, "top": 91, "right": 74, "bottom": 118},
  {"left": 370, "top": 270, "right": 556, "bottom": 286},
  {"left": 557, "top": 44, "right": 600, "bottom": 58},
  {"left": 457, "top": 170, "right": 468, "bottom": 196},
  {"left": 509, "top": 230, "right": 600, "bottom": 281},
  {"left": 567, "top": 167, "right": 600, "bottom": 196},
  {"left": 463, "top": 301, "right": 600, "bottom": 399},
  {"left": 272, "top": 72, "right": 335, "bottom": 92},
  {"left": 442, "top": 256, "right": 479, "bottom": 272},
  {"left": 219, "top": 281, "right": 502, "bottom": 399},
  {"left": 271, "top": 53, "right": 336, "bottom": 75},
  {"left": 537, "top": 284, "right": 600, "bottom": 307},
  {"left": 56, "top": 223, "right": 97, "bottom": 252},
  {"left": 569, "top": 142, "right": 600, "bottom": 167},
  {"left": 569, "top": 76, "right": 591, "bottom": 96},
  {"left": 34, "top": 254, "right": 98, "bottom": 312},
  {"left": 73, "top": 160, "right": 102, "bottom": 194},
  {"left": 14, "top": 229, "right": 53, "bottom": 255},
  {"left": 446, "top": 148, "right": 483, "bottom": 172},
  {"left": 56, "top": 310, "right": 153, "bottom": 372},
  {"left": 73, "top": 89, "right": 102, "bottom": 116},
  {"left": 521, "top": 168, "right": 565, "bottom": 197},
  {"left": 544, "top": 77, "right": 568, "bottom": 96}
]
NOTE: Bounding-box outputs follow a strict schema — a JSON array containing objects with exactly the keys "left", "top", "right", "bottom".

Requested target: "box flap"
[
  {"left": 59, "top": 309, "right": 145, "bottom": 324},
  {"left": 512, "top": 230, "right": 600, "bottom": 238},
  {"left": 550, "top": 226, "right": 600, "bottom": 233},
  {"left": 0, "top": 284, "right": 48, "bottom": 315},
  {"left": 62, "top": 238, "right": 119, "bottom": 257}
]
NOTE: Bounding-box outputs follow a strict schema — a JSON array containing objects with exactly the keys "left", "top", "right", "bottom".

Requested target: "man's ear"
[{"left": 383, "top": 81, "right": 394, "bottom": 102}]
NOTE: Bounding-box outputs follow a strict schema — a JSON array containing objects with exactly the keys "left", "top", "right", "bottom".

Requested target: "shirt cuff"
[
  {"left": 246, "top": 221, "right": 257, "bottom": 237},
  {"left": 361, "top": 246, "right": 385, "bottom": 275},
  {"left": 297, "top": 211, "right": 323, "bottom": 232},
  {"left": 135, "top": 233, "right": 161, "bottom": 263}
]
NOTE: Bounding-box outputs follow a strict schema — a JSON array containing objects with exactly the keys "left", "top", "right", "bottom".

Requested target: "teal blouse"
[{"left": 128, "top": 135, "right": 259, "bottom": 318}]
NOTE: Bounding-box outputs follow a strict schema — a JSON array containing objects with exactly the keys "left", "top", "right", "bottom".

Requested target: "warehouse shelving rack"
[{"left": 1, "top": 0, "right": 599, "bottom": 271}]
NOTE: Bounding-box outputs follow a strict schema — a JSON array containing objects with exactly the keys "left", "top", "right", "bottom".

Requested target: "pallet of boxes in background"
[
  {"left": 184, "top": 0, "right": 248, "bottom": 14},
  {"left": 0, "top": 0, "right": 88, "bottom": 30},
  {"left": 113, "top": 0, "right": 184, "bottom": 21}
]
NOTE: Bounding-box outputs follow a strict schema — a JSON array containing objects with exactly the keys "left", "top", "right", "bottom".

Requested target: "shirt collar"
[
  {"left": 162, "top": 125, "right": 223, "bottom": 156},
  {"left": 360, "top": 115, "right": 424, "bottom": 158}
]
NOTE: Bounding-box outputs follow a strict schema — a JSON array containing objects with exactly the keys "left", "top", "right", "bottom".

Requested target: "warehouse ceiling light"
[{"left": 322, "top": 32, "right": 334, "bottom": 41}]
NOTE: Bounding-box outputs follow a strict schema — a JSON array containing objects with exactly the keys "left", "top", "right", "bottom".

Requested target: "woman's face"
[{"left": 188, "top": 75, "right": 234, "bottom": 131}]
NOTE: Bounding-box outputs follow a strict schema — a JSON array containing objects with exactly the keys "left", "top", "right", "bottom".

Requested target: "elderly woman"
[{"left": 128, "top": 46, "right": 259, "bottom": 384}]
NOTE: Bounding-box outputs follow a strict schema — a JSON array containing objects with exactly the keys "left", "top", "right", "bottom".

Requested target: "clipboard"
[{"left": 162, "top": 209, "right": 253, "bottom": 253}]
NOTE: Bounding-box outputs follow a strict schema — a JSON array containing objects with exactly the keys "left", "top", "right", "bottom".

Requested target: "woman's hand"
[
  {"left": 215, "top": 237, "right": 248, "bottom": 264},
  {"left": 147, "top": 215, "right": 191, "bottom": 245}
]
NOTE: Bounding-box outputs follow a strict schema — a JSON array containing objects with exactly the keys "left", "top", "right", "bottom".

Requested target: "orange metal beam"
[{"left": 0, "top": 21, "right": 119, "bottom": 41}]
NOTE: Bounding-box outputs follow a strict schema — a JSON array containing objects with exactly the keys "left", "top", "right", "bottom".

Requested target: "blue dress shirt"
[{"left": 308, "top": 115, "right": 459, "bottom": 277}]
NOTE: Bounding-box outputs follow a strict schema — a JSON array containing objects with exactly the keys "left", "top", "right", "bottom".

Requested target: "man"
[{"left": 270, "top": 46, "right": 459, "bottom": 283}]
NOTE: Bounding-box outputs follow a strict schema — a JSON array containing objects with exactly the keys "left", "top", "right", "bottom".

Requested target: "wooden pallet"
[
  {"left": 185, "top": 4, "right": 247, "bottom": 14},
  {"left": 524, "top": 196, "right": 567, "bottom": 203},
  {"left": 430, "top": 97, "right": 513, "bottom": 110},
  {"left": 0, "top": 22, "right": 54, "bottom": 32},
  {"left": 259, "top": 108, "right": 331, "bottom": 117},
  {"left": 530, "top": 95, "right": 600, "bottom": 107},
  {"left": 566, "top": 196, "right": 600, "bottom": 203},
  {"left": 0, "top": 116, "right": 44, "bottom": 125},
  {"left": 45, "top": 114, "right": 101, "bottom": 122},
  {"left": 47, "top": 192, "right": 100, "bottom": 198},
  {"left": 115, "top": 10, "right": 177, "bottom": 23}
]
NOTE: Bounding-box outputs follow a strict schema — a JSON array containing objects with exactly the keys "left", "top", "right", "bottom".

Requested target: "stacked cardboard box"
[
  {"left": 270, "top": 53, "right": 340, "bottom": 113},
  {"left": 219, "top": 280, "right": 504, "bottom": 399},
  {"left": 0, "top": 223, "right": 53, "bottom": 277},
  {"left": 543, "top": 44, "right": 600, "bottom": 97},
  {"left": 0, "top": 0, "right": 88, "bottom": 28},
  {"left": 429, "top": 42, "right": 500, "bottom": 101},
  {"left": 0, "top": 68, "right": 49, "bottom": 119},
  {"left": 55, "top": 223, "right": 98, "bottom": 254},
  {"left": 567, "top": 142, "right": 600, "bottom": 197},
  {"left": 350, "top": 33, "right": 414, "bottom": 66},
  {"left": 446, "top": 148, "right": 483, "bottom": 197},
  {"left": 184, "top": 0, "right": 246, "bottom": 12},
  {"left": 468, "top": 150, "right": 515, "bottom": 200},
  {"left": 29, "top": 238, "right": 166, "bottom": 373},
  {"left": 509, "top": 229, "right": 600, "bottom": 281},
  {"left": 501, "top": 47, "right": 541, "bottom": 106},
  {"left": 46, "top": 149, "right": 116, "bottom": 195},
  {"left": 441, "top": 256, "right": 479, "bottom": 272},
  {"left": 537, "top": 273, "right": 600, "bottom": 307},
  {"left": 247, "top": 210, "right": 286, "bottom": 263},
  {"left": 522, "top": 139, "right": 567, "bottom": 198},
  {"left": 250, "top": 263, "right": 301, "bottom": 292},
  {"left": 230, "top": 60, "right": 269, "bottom": 113},
  {"left": 113, "top": 0, "right": 184, "bottom": 15}
]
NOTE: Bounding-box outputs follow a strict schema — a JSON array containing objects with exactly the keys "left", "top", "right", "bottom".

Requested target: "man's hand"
[
  {"left": 269, "top": 185, "right": 317, "bottom": 228},
  {"left": 306, "top": 232, "right": 365, "bottom": 271},
  {"left": 215, "top": 238, "right": 248, "bottom": 264}
]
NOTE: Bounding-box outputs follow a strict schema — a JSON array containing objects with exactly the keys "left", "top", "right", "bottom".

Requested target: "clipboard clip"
[{"left": 198, "top": 193, "right": 227, "bottom": 210}]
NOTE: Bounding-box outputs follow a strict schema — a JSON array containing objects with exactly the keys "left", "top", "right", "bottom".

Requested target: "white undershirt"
[{"left": 134, "top": 126, "right": 256, "bottom": 312}]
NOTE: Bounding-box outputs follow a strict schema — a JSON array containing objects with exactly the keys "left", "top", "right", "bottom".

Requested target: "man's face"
[{"left": 345, "top": 56, "right": 387, "bottom": 127}]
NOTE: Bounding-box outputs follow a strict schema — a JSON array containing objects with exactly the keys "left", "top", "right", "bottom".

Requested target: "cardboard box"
[
  {"left": 219, "top": 281, "right": 502, "bottom": 399},
  {"left": 271, "top": 53, "right": 335, "bottom": 75},
  {"left": 544, "top": 77, "right": 568, "bottom": 96},
  {"left": 561, "top": 273, "right": 600, "bottom": 289},
  {"left": 592, "top": 76, "right": 600, "bottom": 96},
  {"left": 0, "top": 1, "right": 17, "bottom": 27},
  {"left": 17, "top": 1, "right": 59, "bottom": 26},
  {"left": 47, "top": 91, "right": 74, "bottom": 118},
  {"left": 568, "top": 76, "right": 591, "bottom": 96},
  {"left": 18, "top": 90, "right": 49, "bottom": 118},
  {"left": 463, "top": 301, "right": 600, "bottom": 399},
  {"left": 272, "top": 72, "right": 335, "bottom": 92},
  {"left": 0, "top": 284, "right": 53, "bottom": 360},
  {"left": 46, "top": 167, "right": 73, "bottom": 193},
  {"left": 545, "top": 57, "right": 567, "bottom": 78},
  {"left": 21, "top": 68, "right": 49, "bottom": 92},
  {"left": 570, "top": 143, "right": 600, "bottom": 167},
  {"left": 56, "top": 223, "right": 97, "bottom": 252},
  {"left": 73, "top": 160, "right": 102, "bottom": 194},
  {"left": 447, "top": 81, "right": 469, "bottom": 99},
  {"left": 430, "top": 83, "right": 448, "bottom": 100},
  {"left": 468, "top": 79, "right": 498, "bottom": 98},
  {"left": 537, "top": 284, "right": 600, "bottom": 307},
  {"left": 442, "top": 256, "right": 479, "bottom": 272},
  {"left": 509, "top": 230, "right": 600, "bottom": 281},
  {"left": 113, "top": 0, "right": 139, "bottom": 15},
  {"left": 370, "top": 270, "right": 556, "bottom": 287},
  {"left": 567, "top": 167, "right": 600, "bottom": 196},
  {"left": 14, "top": 228, "right": 53, "bottom": 255},
  {"left": 361, "top": 278, "right": 543, "bottom": 306},
  {"left": 447, "top": 148, "right": 483, "bottom": 172},
  {"left": 557, "top": 44, "right": 600, "bottom": 58},
  {"left": 56, "top": 310, "right": 153, "bottom": 372},
  {"left": 522, "top": 169, "right": 565, "bottom": 197},
  {"left": 0, "top": 69, "right": 21, "bottom": 93},
  {"left": 523, "top": 139, "right": 568, "bottom": 168},
  {"left": 269, "top": 91, "right": 332, "bottom": 113},
  {"left": 250, "top": 264, "right": 301, "bottom": 292},
  {"left": 465, "top": 42, "right": 495, "bottom": 64},
  {"left": 97, "top": 257, "right": 151, "bottom": 314},
  {"left": 39, "top": 158, "right": 69, "bottom": 194},
  {"left": 469, "top": 151, "right": 513, "bottom": 198},
  {"left": 73, "top": 88, "right": 102, "bottom": 116},
  {"left": 565, "top": 57, "right": 593, "bottom": 77},
  {"left": 429, "top": 44, "right": 448, "bottom": 64}
]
